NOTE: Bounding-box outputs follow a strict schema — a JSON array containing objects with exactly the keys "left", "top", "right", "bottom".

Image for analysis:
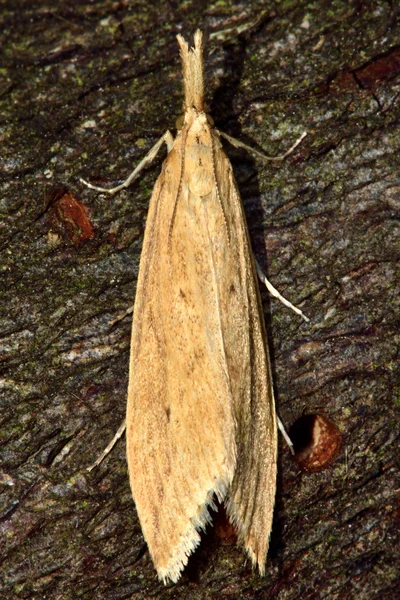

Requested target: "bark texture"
[{"left": 1, "top": 1, "right": 399, "bottom": 599}]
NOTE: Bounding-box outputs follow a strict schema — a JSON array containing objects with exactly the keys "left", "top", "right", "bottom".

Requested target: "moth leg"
[
  {"left": 109, "top": 306, "right": 133, "bottom": 327},
  {"left": 220, "top": 128, "right": 309, "bottom": 321},
  {"left": 257, "top": 258, "right": 306, "bottom": 452},
  {"left": 80, "top": 130, "right": 175, "bottom": 194},
  {"left": 84, "top": 132, "right": 175, "bottom": 471},
  {"left": 255, "top": 260, "right": 309, "bottom": 322},
  {"left": 218, "top": 130, "right": 306, "bottom": 161},
  {"left": 87, "top": 419, "right": 126, "bottom": 472},
  {"left": 277, "top": 416, "right": 295, "bottom": 454}
]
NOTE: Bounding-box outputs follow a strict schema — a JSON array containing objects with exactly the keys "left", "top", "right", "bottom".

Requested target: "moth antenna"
[{"left": 176, "top": 29, "right": 205, "bottom": 112}]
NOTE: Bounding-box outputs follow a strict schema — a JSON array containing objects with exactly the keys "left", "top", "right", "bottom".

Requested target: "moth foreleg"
[
  {"left": 218, "top": 130, "right": 307, "bottom": 162},
  {"left": 80, "top": 130, "right": 174, "bottom": 194}
]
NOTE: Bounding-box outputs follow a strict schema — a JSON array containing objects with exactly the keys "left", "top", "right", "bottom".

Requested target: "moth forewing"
[
  {"left": 126, "top": 30, "right": 277, "bottom": 583},
  {"left": 209, "top": 125, "right": 277, "bottom": 573}
]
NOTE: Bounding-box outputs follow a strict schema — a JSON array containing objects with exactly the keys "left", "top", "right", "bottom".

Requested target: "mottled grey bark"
[{"left": 1, "top": 1, "right": 399, "bottom": 599}]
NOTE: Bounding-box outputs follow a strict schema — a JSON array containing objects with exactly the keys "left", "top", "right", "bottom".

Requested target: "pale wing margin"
[
  {"left": 210, "top": 131, "right": 278, "bottom": 573},
  {"left": 126, "top": 130, "right": 237, "bottom": 583}
]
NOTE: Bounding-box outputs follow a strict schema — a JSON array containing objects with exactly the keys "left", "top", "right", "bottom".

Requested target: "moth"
[{"left": 83, "top": 30, "right": 306, "bottom": 584}]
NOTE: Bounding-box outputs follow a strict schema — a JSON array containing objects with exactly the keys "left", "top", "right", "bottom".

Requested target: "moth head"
[
  {"left": 177, "top": 30, "right": 205, "bottom": 113},
  {"left": 175, "top": 111, "right": 214, "bottom": 131}
]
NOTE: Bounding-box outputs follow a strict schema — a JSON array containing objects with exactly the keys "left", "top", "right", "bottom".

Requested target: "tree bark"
[{"left": 1, "top": 1, "right": 399, "bottom": 598}]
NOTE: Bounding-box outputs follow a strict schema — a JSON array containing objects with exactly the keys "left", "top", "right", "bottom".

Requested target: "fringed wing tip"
[
  {"left": 157, "top": 530, "right": 202, "bottom": 584},
  {"left": 155, "top": 495, "right": 213, "bottom": 584},
  {"left": 157, "top": 490, "right": 269, "bottom": 582},
  {"left": 155, "top": 476, "right": 232, "bottom": 583},
  {"left": 245, "top": 544, "right": 266, "bottom": 576},
  {"left": 224, "top": 498, "right": 269, "bottom": 577}
]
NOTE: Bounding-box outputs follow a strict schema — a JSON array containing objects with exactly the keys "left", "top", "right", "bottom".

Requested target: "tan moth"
[{"left": 83, "top": 30, "right": 307, "bottom": 584}]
